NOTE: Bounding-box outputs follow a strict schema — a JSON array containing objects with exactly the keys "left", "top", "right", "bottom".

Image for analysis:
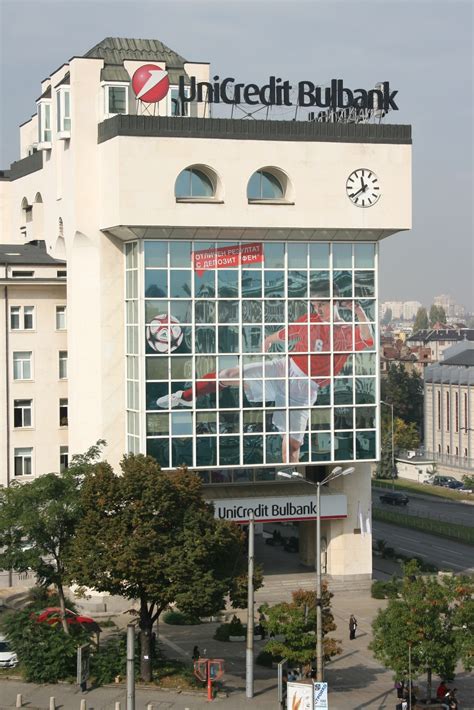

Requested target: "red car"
[{"left": 33, "top": 607, "right": 101, "bottom": 633}]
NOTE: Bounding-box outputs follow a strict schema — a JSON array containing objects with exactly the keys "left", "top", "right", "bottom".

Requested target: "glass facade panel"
[
  {"left": 333, "top": 243, "right": 352, "bottom": 268},
  {"left": 137, "top": 241, "right": 378, "bottom": 469},
  {"left": 354, "top": 243, "right": 375, "bottom": 268}
]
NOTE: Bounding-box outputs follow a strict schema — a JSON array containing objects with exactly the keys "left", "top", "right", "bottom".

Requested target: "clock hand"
[{"left": 351, "top": 186, "right": 365, "bottom": 198}]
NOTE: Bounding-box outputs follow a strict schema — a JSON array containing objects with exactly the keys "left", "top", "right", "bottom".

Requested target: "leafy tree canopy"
[
  {"left": 261, "top": 587, "right": 341, "bottom": 669},
  {"left": 370, "top": 561, "right": 474, "bottom": 701},
  {"left": 69, "top": 455, "right": 252, "bottom": 680},
  {"left": 413, "top": 307, "right": 429, "bottom": 333},
  {"left": 382, "top": 307, "right": 392, "bottom": 325},
  {"left": 0, "top": 441, "right": 105, "bottom": 633},
  {"left": 429, "top": 305, "right": 447, "bottom": 326},
  {"left": 381, "top": 364, "right": 424, "bottom": 428}
]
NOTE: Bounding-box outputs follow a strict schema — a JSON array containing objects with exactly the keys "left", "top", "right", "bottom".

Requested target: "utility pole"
[
  {"left": 126, "top": 624, "right": 135, "bottom": 710},
  {"left": 245, "top": 511, "right": 255, "bottom": 699},
  {"left": 315, "top": 481, "right": 323, "bottom": 682}
]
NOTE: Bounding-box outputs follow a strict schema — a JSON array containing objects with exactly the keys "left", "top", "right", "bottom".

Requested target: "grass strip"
[
  {"left": 372, "top": 478, "right": 472, "bottom": 503},
  {"left": 373, "top": 506, "right": 474, "bottom": 545}
]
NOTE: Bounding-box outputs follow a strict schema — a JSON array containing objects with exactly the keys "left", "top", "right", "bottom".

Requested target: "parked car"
[
  {"left": 425, "top": 475, "right": 457, "bottom": 487},
  {"left": 379, "top": 491, "right": 409, "bottom": 506},
  {"left": 33, "top": 607, "right": 101, "bottom": 633},
  {"left": 444, "top": 480, "right": 473, "bottom": 493},
  {"left": 0, "top": 635, "right": 18, "bottom": 669}
]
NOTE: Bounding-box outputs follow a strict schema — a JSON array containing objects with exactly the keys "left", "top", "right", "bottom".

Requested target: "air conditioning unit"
[{"left": 27, "top": 143, "right": 38, "bottom": 155}]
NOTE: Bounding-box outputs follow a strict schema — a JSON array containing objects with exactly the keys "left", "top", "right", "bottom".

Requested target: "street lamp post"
[
  {"left": 381, "top": 400, "right": 395, "bottom": 489},
  {"left": 277, "top": 465, "right": 354, "bottom": 682}
]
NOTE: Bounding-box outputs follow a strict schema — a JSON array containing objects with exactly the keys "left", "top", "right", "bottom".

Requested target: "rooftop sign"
[
  {"left": 179, "top": 76, "right": 399, "bottom": 111},
  {"left": 130, "top": 65, "right": 398, "bottom": 112}
]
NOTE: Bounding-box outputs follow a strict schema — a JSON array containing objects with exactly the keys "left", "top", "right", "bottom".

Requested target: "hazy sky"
[{"left": 1, "top": 0, "right": 472, "bottom": 309}]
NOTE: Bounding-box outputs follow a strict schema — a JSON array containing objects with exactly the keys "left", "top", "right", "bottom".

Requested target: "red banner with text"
[{"left": 192, "top": 243, "right": 263, "bottom": 276}]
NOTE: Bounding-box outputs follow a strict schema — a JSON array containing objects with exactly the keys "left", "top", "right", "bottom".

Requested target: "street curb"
[{"left": 0, "top": 676, "right": 227, "bottom": 698}]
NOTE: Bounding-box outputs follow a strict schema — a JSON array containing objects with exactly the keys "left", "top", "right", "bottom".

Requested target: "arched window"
[
  {"left": 247, "top": 170, "right": 284, "bottom": 200},
  {"left": 175, "top": 167, "right": 215, "bottom": 199},
  {"left": 21, "top": 198, "right": 32, "bottom": 225}
]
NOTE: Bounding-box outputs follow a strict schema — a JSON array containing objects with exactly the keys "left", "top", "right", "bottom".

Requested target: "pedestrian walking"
[
  {"left": 349, "top": 614, "right": 357, "bottom": 640},
  {"left": 192, "top": 645, "right": 200, "bottom": 661}
]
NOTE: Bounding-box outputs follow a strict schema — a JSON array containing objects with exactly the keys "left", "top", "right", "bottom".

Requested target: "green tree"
[
  {"left": 376, "top": 429, "right": 396, "bottom": 480},
  {"left": 370, "top": 561, "right": 474, "bottom": 701},
  {"left": 382, "top": 307, "right": 392, "bottom": 325},
  {"left": 261, "top": 587, "right": 341, "bottom": 669},
  {"left": 381, "top": 364, "right": 424, "bottom": 428},
  {"left": 413, "top": 307, "right": 429, "bottom": 333},
  {"left": 69, "top": 455, "right": 252, "bottom": 682},
  {"left": 394, "top": 417, "right": 420, "bottom": 451},
  {"left": 429, "top": 304, "right": 447, "bottom": 326},
  {"left": 0, "top": 442, "right": 104, "bottom": 634}
]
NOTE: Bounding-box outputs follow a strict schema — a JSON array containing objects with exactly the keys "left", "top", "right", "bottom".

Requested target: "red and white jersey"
[{"left": 278, "top": 313, "right": 374, "bottom": 384}]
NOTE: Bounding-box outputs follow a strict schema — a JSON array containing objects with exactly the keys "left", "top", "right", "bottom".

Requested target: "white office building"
[{"left": 0, "top": 37, "right": 412, "bottom": 588}]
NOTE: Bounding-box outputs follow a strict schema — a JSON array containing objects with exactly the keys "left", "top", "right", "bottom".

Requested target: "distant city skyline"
[{"left": 0, "top": 1, "right": 472, "bottom": 307}]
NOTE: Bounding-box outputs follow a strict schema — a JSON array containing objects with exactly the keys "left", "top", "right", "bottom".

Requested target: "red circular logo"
[{"left": 132, "top": 64, "right": 170, "bottom": 103}]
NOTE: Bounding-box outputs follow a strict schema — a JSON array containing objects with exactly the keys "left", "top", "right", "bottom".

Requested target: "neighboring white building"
[
  {"left": 0, "top": 242, "right": 68, "bottom": 483},
  {"left": 424, "top": 341, "right": 474, "bottom": 477},
  {"left": 402, "top": 301, "right": 422, "bottom": 321},
  {"left": 381, "top": 300, "right": 421, "bottom": 321},
  {"left": 434, "top": 294, "right": 465, "bottom": 319},
  {"left": 381, "top": 301, "right": 404, "bottom": 320},
  {"left": 0, "top": 37, "right": 412, "bottom": 588}
]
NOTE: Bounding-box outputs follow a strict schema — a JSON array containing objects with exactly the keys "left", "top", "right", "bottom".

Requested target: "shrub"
[
  {"left": 213, "top": 624, "right": 231, "bottom": 642},
  {"left": 256, "top": 650, "right": 274, "bottom": 667},
  {"left": 1, "top": 608, "right": 91, "bottom": 683},
  {"left": 228, "top": 615, "right": 245, "bottom": 636},
  {"left": 162, "top": 610, "right": 201, "bottom": 626},
  {"left": 90, "top": 634, "right": 131, "bottom": 685},
  {"left": 371, "top": 578, "right": 402, "bottom": 599},
  {"left": 213, "top": 616, "right": 245, "bottom": 641},
  {"left": 371, "top": 581, "right": 388, "bottom": 599}
]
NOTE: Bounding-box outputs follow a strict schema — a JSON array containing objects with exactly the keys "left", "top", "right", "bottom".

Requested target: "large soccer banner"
[{"left": 139, "top": 240, "right": 377, "bottom": 470}]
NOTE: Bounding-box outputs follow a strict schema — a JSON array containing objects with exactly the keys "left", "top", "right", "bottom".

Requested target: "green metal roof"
[
  {"left": 84, "top": 36, "right": 187, "bottom": 68},
  {"left": 100, "top": 65, "right": 189, "bottom": 85}
]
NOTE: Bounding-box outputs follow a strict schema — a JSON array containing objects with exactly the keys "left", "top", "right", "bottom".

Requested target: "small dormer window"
[
  {"left": 38, "top": 101, "right": 52, "bottom": 147},
  {"left": 56, "top": 88, "right": 71, "bottom": 137},
  {"left": 104, "top": 83, "right": 129, "bottom": 118}
]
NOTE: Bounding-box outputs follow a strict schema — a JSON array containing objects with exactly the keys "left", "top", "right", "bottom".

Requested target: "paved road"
[
  {"left": 373, "top": 486, "right": 474, "bottom": 526},
  {"left": 372, "top": 520, "right": 474, "bottom": 574}
]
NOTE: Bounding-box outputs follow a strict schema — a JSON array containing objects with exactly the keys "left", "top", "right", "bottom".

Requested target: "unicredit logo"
[{"left": 132, "top": 64, "right": 170, "bottom": 103}]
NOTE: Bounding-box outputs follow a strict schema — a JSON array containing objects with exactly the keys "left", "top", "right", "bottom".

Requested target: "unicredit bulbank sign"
[
  {"left": 132, "top": 65, "right": 398, "bottom": 110},
  {"left": 211, "top": 494, "right": 347, "bottom": 524}
]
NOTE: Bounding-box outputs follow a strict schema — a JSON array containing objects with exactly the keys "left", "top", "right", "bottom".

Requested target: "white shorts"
[{"left": 243, "top": 358, "right": 319, "bottom": 444}]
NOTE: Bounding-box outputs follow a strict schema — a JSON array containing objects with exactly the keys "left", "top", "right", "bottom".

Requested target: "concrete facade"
[{"left": 424, "top": 342, "right": 474, "bottom": 477}]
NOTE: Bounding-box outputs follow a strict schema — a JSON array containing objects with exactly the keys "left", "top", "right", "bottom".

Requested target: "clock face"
[{"left": 346, "top": 169, "right": 381, "bottom": 207}]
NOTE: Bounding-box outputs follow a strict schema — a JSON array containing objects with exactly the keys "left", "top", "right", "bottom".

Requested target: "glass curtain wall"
[{"left": 127, "top": 240, "right": 378, "bottom": 471}]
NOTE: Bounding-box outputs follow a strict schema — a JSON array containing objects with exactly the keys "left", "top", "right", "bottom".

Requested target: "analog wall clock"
[{"left": 346, "top": 169, "right": 381, "bottom": 207}]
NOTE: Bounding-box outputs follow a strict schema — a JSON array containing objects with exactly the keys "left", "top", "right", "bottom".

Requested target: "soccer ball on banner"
[{"left": 146, "top": 314, "right": 183, "bottom": 353}]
